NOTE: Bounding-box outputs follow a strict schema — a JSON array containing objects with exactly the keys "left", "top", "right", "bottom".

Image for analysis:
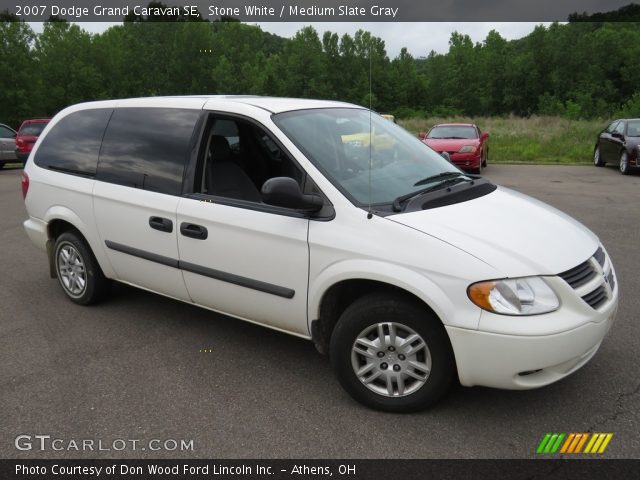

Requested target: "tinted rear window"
[
  {"left": 34, "top": 110, "right": 111, "bottom": 175},
  {"left": 19, "top": 122, "right": 48, "bottom": 136},
  {"left": 97, "top": 108, "right": 200, "bottom": 195}
]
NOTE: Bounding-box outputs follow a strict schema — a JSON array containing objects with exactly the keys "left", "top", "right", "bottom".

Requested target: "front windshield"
[
  {"left": 427, "top": 126, "right": 478, "bottom": 139},
  {"left": 273, "top": 108, "right": 460, "bottom": 205}
]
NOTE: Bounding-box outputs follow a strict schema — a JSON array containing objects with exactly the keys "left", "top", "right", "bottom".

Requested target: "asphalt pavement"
[{"left": 0, "top": 164, "right": 638, "bottom": 459}]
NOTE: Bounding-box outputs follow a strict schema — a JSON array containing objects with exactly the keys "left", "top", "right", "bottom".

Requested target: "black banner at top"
[{"left": 1, "top": 0, "right": 638, "bottom": 22}]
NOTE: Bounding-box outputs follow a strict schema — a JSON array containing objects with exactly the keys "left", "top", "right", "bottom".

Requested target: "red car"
[
  {"left": 420, "top": 123, "right": 489, "bottom": 174},
  {"left": 16, "top": 119, "right": 50, "bottom": 165}
]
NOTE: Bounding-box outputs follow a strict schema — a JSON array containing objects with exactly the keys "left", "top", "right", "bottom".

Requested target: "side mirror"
[
  {"left": 261, "top": 177, "right": 323, "bottom": 213},
  {"left": 418, "top": 132, "right": 427, "bottom": 140},
  {"left": 481, "top": 132, "right": 489, "bottom": 141}
]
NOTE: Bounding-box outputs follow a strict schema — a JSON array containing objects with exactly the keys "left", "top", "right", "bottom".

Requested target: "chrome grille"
[{"left": 558, "top": 246, "right": 616, "bottom": 310}]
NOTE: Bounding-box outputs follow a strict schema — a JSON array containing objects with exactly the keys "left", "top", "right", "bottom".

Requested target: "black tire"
[
  {"left": 594, "top": 146, "right": 605, "bottom": 167},
  {"left": 619, "top": 151, "right": 630, "bottom": 175},
  {"left": 53, "top": 231, "right": 111, "bottom": 305},
  {"left": 482, "top": 150, "right": 488, "bottom": 168},
  {"left": 330, "top": 293, "right": 455, "bottom": 412}
]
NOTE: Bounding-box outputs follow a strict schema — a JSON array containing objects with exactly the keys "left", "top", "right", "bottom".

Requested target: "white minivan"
[{"left": 23, "top": 96, "right": 618, "bottom": 412}]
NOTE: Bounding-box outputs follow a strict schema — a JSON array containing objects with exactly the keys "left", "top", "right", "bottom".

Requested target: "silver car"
[{"left": 0, "top": 123, "right": 18, "bottom": 168}]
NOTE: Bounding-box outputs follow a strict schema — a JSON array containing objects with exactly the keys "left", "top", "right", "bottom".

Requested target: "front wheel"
[
  {"left": 619, "top": 151, "right": 630, "bottom": 175},
  {"left": 594, "top": 146, "right": 605, "bottom": 167},
  {"left": 330, "top": 293, "right": 455, "bottom": 412},
  {"left": 54, "top": 232, "right": 111, "bottom": 305}
]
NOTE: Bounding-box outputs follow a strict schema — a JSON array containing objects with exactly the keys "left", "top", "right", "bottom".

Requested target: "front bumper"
[
  {"left": 447, "top": 271, "right": 618, "bottom": 390},
  {"left": 435, "top": 151, "right": 481, "bottom": 169},
  {"left": 447, "top": 310, "right": 615, "bottom": 389}
]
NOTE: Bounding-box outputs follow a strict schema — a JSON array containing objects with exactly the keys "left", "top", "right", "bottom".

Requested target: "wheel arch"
[
  {"left": 44, "top": 207, "right": 115, "bottom": 279},
  {"left": 309, "top": 267, "right": 454, "bottom": 355}
]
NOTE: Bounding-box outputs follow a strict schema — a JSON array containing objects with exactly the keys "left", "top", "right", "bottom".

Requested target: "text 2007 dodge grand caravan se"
[{"left": 23, "top": 96, "right": 618, "bottom": 412}]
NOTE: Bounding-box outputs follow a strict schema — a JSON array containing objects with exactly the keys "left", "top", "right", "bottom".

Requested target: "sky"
[{"left": 30, "top": 21, "right": 551, "bottom": 58}]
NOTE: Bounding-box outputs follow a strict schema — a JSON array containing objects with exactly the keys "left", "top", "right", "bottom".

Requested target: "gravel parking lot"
[{"left": 1, "top": 164, "right": 638, "bottom": 459}]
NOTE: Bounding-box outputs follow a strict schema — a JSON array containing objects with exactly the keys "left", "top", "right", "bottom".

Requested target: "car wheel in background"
[
  {"left": 619, "top": 151, "right": 630, "bottom": 175},
  {"left": 330, "top": 293, "right": 455, "bottom": 412},
  {"left": 482, "top": 151, "right": 488, "bottom": 168},
  {"left": 594, "top": 146, "right": 605, "bottom": 167},
  {"left": 54, "top": 232, "right": 111, "bottom": 305}
]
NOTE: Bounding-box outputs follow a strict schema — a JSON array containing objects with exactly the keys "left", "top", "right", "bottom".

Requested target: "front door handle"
[
  {"left": 180, "top": 222, "right": 208, "bottom": 240},
  {"left": 149, "top": 216, "right": 173, "bottom": 233}
]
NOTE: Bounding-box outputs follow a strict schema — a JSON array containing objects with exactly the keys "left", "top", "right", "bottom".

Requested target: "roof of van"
[{"left": 107, "top": 95, "right": 363, "bottom": 114}]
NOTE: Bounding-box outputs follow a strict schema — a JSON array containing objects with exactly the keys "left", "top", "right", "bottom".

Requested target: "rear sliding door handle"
[
  {"left": 149, "top": 216, "right": 173, "bottom": 233},
  {"left": 180, "top": 222, "right": 208, "bottom": 240}
]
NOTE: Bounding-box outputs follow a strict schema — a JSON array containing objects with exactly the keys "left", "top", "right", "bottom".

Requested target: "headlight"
[
  {"left": 458, "top": 145, "right": 476, "bottom": 153},
  {"left": 467, "top": 277, "right": 560, "bottom": 315}
]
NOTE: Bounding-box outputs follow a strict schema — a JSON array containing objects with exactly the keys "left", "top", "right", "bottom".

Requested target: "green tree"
[{"left": 0, "top": 16, "right": 38, "bottom": 126}]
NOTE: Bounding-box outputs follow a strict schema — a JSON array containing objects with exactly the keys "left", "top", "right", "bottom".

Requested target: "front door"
[
  {"left": 176, "top": 198, "right": 310, "bottom": 335},
  {"left": 175, "top": 113, "right": 314, "bottom": 336}
]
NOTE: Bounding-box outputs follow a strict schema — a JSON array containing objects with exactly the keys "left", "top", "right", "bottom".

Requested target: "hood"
[
  {"left": 389, "top": 186, "right": 599, "bottom": 277},
  {"left": 424, "top": 138, "right": 479, "bottom": 151}
]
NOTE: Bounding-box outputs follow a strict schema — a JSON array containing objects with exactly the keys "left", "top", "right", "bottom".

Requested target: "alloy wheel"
[
  {"left": 56, "top": 242, "right": 87, "bottom": 297},
  {"left": 351, "top": 322, "right": 431, "bottom": 397}
]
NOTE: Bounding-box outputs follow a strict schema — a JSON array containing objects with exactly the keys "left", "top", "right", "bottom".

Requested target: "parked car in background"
[
  {"left": 594, "top": 118, "right": 640, "bottom": 175},
  {"left": 16, "top": 119, "right": 50, "bottom": 165},
  {"left": 420, "top": 123, "right": 489, "bottom": 174},
  {"left": 0, "top": 123, "right": 18, "bottom": 169}
]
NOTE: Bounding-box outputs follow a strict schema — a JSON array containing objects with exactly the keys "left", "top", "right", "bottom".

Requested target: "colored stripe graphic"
[
  {"left": 538, "top": 433, "right": 614, "bottom": 454},
  {"left": 537, "top": 433, "right": 565, "bottom": 454},
  {"left": 584, "top": 433, "right": 614, "bottom": 453}
]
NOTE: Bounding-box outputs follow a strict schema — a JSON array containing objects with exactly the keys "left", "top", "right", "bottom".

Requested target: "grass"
[{"left": 399, "top": 115, "right": 606, "bottom": 164}]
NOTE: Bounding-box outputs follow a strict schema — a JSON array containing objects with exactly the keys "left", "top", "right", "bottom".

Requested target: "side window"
[
  {"left": 97, "top": 108, "right": 200, "bottom": 195},
  {"left": 197, "top": 115, "right": 304, "bottom": 204},
  {"left": 34, "top": 109, "right": 112, "bottom": 175},
  {"left": 614, "top": 122, "right": 625, "bottom": 135},
  {"left": 0, "top": 126, "right": 15, "bottom": 138}
]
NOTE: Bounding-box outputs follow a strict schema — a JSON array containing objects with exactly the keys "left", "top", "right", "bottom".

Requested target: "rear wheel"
[
  {"left": 54, "top": 232, "right": 111, "bottom": 305},
  {"left": 594, "top": 146, "right": 605, "bottom": 167},
  {"left": 330, "top": 293, "right": 455, "bottom": 412},
  {"left": 619, "top": 151, "right": 630, "bottom": 175}
]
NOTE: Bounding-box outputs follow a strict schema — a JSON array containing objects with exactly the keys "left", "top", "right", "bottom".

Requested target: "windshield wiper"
[
  {"left": 413, "top": 171, "right": 465, "bottom": 187},
  {"left": 392, "top": 174, "right": 472, "bottom": 212}
]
